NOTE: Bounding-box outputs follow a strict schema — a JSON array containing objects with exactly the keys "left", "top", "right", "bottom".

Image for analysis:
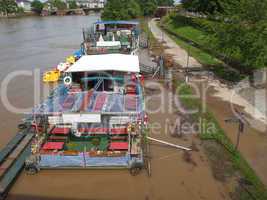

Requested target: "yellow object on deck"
[
  {"left": 43, "top": 70, "right": 61, "bottom": 83},
  {"left": 66, "top": 56, "right": 75, "bottom": 64}
]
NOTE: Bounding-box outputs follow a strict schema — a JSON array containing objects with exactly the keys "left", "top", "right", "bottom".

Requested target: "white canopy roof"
[
  {"left": 96, "top": 41, "right": 121, "bottom": 47},
  {"left": 66, "top": 54, "right": 140, "bottom": 73}
]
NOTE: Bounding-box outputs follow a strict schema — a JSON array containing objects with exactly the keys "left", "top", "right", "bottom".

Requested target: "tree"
[
  {"left": 68, "top": 0, "right": 77, "bottom": 9},
  {"left": 0, "top": 0, "right": 18, "bottom": 16},
  {"left": 181, "top": 0, "right": 225, "bottom": 15},
  {"left": 138, "top": 0, "right": 157, "bottom": 16},
  {"left": 49, "top": 0, "right": 67, "bottom": 10},
  {"left": 102, "top": 0, "right": 174, "bottom": 19},
  {"left": 102, "top": 0, "right": 141, "bottom": 20},
  {"left": 157, "top": 0, "right": 174, "bottom": 6},
  {"left": 31, "top": 0, "right": 44, "bottom": 14},
  {"left": 213, "top": 0, "right": 267, "bottom": 70}
]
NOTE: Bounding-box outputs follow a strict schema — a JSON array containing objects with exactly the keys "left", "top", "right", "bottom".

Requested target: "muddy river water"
[
  {"left": 0, "top": 15, "right": 99, "bottom": 147},
  {"left": 0, "top": 15, "right": 229, "bottom": 200}
]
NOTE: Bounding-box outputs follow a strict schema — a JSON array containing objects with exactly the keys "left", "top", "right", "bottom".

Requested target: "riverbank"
[
  {"left": 149, "top": 18, "right": 267, "bottom": 127},
  {"left": 0, "top": 12, "right": 39, "bottom": 18},
  {"left": 148, "top": 18, "right": 267, "bottom": 199},
  {"left": 0, "top": 10, "right": 101, "bottom": 19},
  {"left": 160, "top": 14, "right": 267, "bottom": 77}
]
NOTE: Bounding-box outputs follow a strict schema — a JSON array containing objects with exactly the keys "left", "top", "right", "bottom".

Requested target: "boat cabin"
[{"left": 83, "top": 21, "right": 140, "bottom": 55}]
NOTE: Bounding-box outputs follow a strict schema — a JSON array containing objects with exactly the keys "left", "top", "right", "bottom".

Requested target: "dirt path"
[
  {"left": 149, "top": 18, "right": 267, "bottom": 186},
  {"left": 148, "top": 19, "right": 202, "bottom": 68}
]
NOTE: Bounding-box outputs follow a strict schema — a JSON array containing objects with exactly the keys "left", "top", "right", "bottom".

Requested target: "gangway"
[{"left": 0, "top": 132, "right": 34, "bottom": 200}]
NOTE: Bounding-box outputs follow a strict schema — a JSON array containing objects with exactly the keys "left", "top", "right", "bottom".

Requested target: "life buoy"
[
  {"left": 64, "top": 76, "right": 72, "bottom": 86},
  {"left": 74, "top": 131, "right": 82, "bottom": 138}
]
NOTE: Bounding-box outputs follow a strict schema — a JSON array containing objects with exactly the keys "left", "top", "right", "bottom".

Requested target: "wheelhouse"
[{"left": 83, "top": 21, "right": 140, "bottom": 55}]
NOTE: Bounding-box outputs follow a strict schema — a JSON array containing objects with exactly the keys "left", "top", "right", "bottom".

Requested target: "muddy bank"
[{"left": 149, "top": 18, "right": 267, "bottom": 187}]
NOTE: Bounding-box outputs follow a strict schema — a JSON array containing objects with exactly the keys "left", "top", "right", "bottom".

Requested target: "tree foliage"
[
  {"left": 68, "top": 0, "right": 77, "bottom": 9},
  {"left": 180, "top": 0, "right": 267, "bottom": 70},
  {"left": 213, "top": 0, "right": 267, "bottom": 70},
  {"left": 49, "top": 0, "right": 67, "bottom": 10},
  {"left": 138, "top": 0, "right": 157, "bottom": 16},
  {"left": 102, "top": 0, "right": 174, "bottom": 19},
  {"left": 31, "top": 0, "right": 44, "bottom": 14},
  {"left": 0, "top": 0, "right": 18, "bottom": 16},
  {"left": 181, "top": 0, "right": 226, "bottom": 15},
  {"left": 157, "top": 0, "right": 174, "bottom": 6},
  {"left": 102, "top": 0, "right": 141, "bottom": 20}
]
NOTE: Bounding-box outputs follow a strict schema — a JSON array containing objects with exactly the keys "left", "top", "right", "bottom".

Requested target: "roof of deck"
[
  {"left": 66, "top": 54, "right": 140, "bottom": 73},
  {"left": 94, "top": 20, "right": 139, "bottom": 25}
]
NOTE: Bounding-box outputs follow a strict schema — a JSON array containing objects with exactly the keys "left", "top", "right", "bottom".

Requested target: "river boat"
[
  {"left": 25, "top": 53, "right": 146, "bottom": 174},
  {"left": 82, "top": 20, "right": 146, "bottom": 55},
  {"left": 0, "top": 21, "right": 148, "bottom": 199}
]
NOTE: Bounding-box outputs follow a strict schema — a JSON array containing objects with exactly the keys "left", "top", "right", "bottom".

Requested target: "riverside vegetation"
[
  {"left": 101, "top": 0, "right": 173, "bottom": 20},
  {"left": 164, "top": 0, "right": 267, "bottom": 79}
]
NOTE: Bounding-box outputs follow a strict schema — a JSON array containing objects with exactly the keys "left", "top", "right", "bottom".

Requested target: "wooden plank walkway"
[
  {"left": 0, "top": 133, "right": 34, "bottom": 199},
  {"left": 0, "top": 133, "right": 25, "bottom": 165}
]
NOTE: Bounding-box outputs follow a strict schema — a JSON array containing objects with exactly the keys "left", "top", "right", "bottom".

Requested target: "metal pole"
[
  {"left": 160, "top": 20, "right": 164, "bottom": 42},
  {"left": 147, "top": 137, "right": 191, "bottom": 151},
  {"left": 225, "top": 110, "right": 246, "bottom": 151},
  {"left": 235, "top": 119, "right": 244, "bottom": 151},
  {"left": 185, "top": 45, "right": 190, "bottom": 83},
  {"left": 235, "top": 125, "right": 241, "bottom": 151},
  {"left": 186, "top": 46, "right": 190, "bottom": 68}
]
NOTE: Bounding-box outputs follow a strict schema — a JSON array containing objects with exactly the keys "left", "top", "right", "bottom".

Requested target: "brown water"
[
  {"left": 0, "top": 15, "right": 100, "bottom": 148},
  {"left": 0, "top": 16, "right": 229, "bottom": 200}
]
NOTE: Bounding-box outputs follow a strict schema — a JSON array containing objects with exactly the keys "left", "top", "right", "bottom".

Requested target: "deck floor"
[{"left": 65, "top": 137, "right": 109, "bottom": 152}]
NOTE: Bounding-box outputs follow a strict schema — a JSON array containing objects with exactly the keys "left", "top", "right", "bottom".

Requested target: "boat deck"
[{"left": 33, "top": 85, "right": 144, "bottom": 114}]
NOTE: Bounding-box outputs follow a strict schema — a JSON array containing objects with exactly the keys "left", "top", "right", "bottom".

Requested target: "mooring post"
[{"left": 225, "top": 109, "right": 247, "bottom": 151}]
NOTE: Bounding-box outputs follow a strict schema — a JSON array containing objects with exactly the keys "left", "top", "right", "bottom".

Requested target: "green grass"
[
  {"left": 162, "top": 14, "right": 215, "bottom": 47},
  {"left": 176, "top": 81, "right": 267, "bottom": 200},
  {"left": 166, "top": 23, "right": 208, "bottom": 46},
  {"left": 159, "top": 16, "right": 246, "bottom": 82},
  {"left": 173, "top": 34, "right": 220, "bottom": 66},
  {"left": 159, "top": 20, "right": 220, "bottom": 66}
]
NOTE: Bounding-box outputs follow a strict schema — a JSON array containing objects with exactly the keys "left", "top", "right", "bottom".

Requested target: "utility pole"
[
  {"left": 160, "top": 20, "right": 164, "bottom": 43},
  {"left": 185, "top": 44, "right": 191, "bottom": 83},
  {"left": 225, "top": 109, "right": 248, "bottom": 151}
]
